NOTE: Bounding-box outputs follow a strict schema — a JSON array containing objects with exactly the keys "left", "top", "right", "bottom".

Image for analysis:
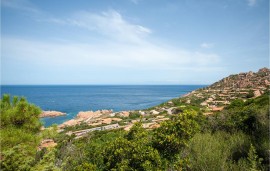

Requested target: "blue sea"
[{"left": 1, "top": 85, "right": 205, "bottom": 127}]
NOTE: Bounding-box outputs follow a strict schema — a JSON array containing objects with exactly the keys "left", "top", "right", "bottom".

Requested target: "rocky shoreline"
[
  {"left": 58, "top": 109, "right": 129, "bottom": 128},
  {"left": 42, "top": 68, "right": 269, "bottom": 139},
  {"left": 40, "top": 111, "right": 66, "bottom": 118}
]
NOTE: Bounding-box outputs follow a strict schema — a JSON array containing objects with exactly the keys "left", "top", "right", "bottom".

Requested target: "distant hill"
[
  {"left": 210, "top": 67, "right": 270, "bottom": 90},
  {"left": 155, "top": 67, "right": 270, "bottom": 115}
]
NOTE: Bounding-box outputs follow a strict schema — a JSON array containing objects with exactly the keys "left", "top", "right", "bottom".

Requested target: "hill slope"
[
  {"left": 1, "top": 67, "right": 269, "bottom": 170},
  {"left": 159, "top": 67, "right": 269, "bottom": 112}
]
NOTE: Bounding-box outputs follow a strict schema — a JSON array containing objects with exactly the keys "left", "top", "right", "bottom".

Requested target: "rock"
[
  {"left": 40, "top": 126, "right": 45, "bottom": 131},
  {"left": 59, "top": 119, "right": 80, "bottom": 128},
  {"left": 143, "top": 123, "right": 155, "bottom": 128},
  {"left": 38, "top": 139, "right": 57, "bottom": 150},
  {"left": 112, "top": 118, "right": 122, "bottom": 122},
  {"left": 253, "top": 90, "right": 261, "bottom": 97},
  {"left": 101, "top": 118, "right": 112, "bottom": 124},
  {"left": 168, "top": 101, "right": 173, "bottom": 105},
  {"left": 66, "top": 131, "right": 73, "bottom": 136},
  {"left": 99, "top": 109, "right": 113, "bottom": 114},
  {"left": 149, "top": 123, "right": 160, "bottom": 129},
  {"left": 77, "top": 111, "right": 101, "bottom": 120},
  {"left": 152, "top": 118, "right": 170, "bottom": 123},
  {"left": 57, "top": 129, "right": 64, "bottom": 133},
  {"left": 124, "top": 124, "right": 133, "bottom": 131},
  {"left": 200, "top": 101, "right": 208, "bottom": 106},
  {"left": 165, "top": 107, "right": 176, "bottom": 114},
  {"left": 139, "top": 111, "right": 146, "bottom": 115},
  {"left": 206, "top": 98, "right": 214, "bottom": 102},
  {"left": 88, "top": 122, "right": 102, "bottom": 126},
  {"left": 150, "top": 110, "right": 159, "bottom": 115},
  {"left": 40, "top": 111, "right": 66, "bottom": 118},
  {"left": 110, "top": 113, "right": 116, "bottom": 117},
  {"left": 211, "top": 106, "right": 224, "bottom": 112},
  {"left": 117, "top": 111, "right": 130, "bottom": 117},
  {"left": 58, "top": 110, "right": 120, "bottom": 128},
  {"left": 265, "top": 79, "right": 270, "bottom": 86},
  {"left": 258, "top": 67, "right": 270, "bottom": 73},
  {"left": 203, "top": 112, "right": 214, "bottom": 116},
  {"left": 131, "top": 120, "right": 139, "bottom": 123},
  {"left": 95, "top": 118, "right": 123, "bottom": 125}
]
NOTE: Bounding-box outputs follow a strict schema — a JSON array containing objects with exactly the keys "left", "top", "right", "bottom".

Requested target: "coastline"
[{"left": 1, "top": 85, "right": 204, "bottom": 127}]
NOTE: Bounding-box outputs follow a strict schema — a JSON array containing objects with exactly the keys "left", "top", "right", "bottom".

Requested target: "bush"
[
  {"left": 153, "top": 110, "right": 199, "bottom": 160},
  {"left": 188, "top": 131, "right": 251, "bottom": 171}
]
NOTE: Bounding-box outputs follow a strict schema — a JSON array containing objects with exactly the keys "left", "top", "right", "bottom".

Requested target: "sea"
[{"left": 1, "top": 85, "right": 205, "bottom": 127}]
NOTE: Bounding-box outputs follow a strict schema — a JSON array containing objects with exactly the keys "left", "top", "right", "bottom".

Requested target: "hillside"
[
  {"left": 211, "top": 67, "right": 270, "bottom": 89},
  {"left": 155, "top": 67, "right": 269, "bottom": 114},
  {"left": 48, "top": 68, "right": 270, "bottom": 135},
  {"left": 0, "top": 68, "right": 269, "bottom": 170}
]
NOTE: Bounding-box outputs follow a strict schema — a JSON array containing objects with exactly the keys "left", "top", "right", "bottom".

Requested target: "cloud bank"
[{"left": 2, "top": 9, "right": 222, "bottom": 84}]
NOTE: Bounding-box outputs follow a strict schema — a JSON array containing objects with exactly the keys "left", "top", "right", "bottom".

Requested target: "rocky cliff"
[{"left": 210, "top": 67, "right": 270, "bottom": 89}]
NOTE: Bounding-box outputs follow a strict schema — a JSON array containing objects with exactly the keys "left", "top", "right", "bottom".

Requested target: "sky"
[{"left": 1, "top": 0, "right": 269, "bottom": 85}]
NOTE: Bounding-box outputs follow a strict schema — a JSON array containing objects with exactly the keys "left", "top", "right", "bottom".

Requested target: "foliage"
[
  {"left": 0, "top": 92, "right": 269, "bottom": 170},
  {"left": 103, "top": 136, "right": 162, "bottom": 170},
  {"left": 128, "top": 112, "right": 141, "bottom": 119},
  {"left": 247, "top": 144, "right": 263, "bottom": 171},
  {"left": 31, "top": 149, "right": 60, "bottom": 171},
  {"left": 1, "top": 94, "right": 42, "bottom": 132},
  {"left": 40, "top": 124, "right": 58, "bottom": 140},
  {"left": 225, "top": 99, "right": 245, "bottom": 109},
  {"left": 204, "top": 93, "right": 269, "bottom": 170},
  {"left": 0, "top": 94, "right": 43, "bottom": 170},
  {"left": 153, "top": 110, "right": 199, "bottom": 160},
  {"left": 246, "top": 90, "right": 255, "bottom": 98},
  {"left": 208, "top": 93, "right": 269, "bottom": 136},
  {"left": 0, "top": 127, "right": 40, "bottom": 152},
  {"left": 1, "top": 145, "right": 35, "bottom": 171},
  {"left": 74, "top": 163, "right": 97, "bottom": 171},
  {"left": 189, "top": 131, "right": 251, "bottom": 171}
]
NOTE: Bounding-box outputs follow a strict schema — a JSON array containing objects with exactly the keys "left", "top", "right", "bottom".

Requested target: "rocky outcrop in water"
[{"left": 40, "top": 111, "right": 66, "bottom": 118}]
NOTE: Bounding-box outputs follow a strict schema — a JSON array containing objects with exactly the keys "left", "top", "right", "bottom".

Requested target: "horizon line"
[{"left": 0, "top": 84, "right": 208, "bottom": 86}]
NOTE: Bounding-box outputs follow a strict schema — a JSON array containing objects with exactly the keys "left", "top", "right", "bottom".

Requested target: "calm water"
[{"left": 1, "top": 85, "right": 205, "bottom": 127}]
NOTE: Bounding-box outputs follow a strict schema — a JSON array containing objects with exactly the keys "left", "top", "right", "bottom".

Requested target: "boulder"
[{"left": 40, "top": 111, "right": 66, "bottom": 118}]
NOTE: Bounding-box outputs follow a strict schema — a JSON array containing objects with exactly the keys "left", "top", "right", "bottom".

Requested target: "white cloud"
[
  {"left": 1, "top": 0, "right": 40, "bottom": 13},
  {"left": 200, "top": 43, "right": 214, "bottom": 48},
  {"left": 2, "top": 9, "right": 223, "bottom": 84},
  {"left": 247, "top": 0, "right": 257, "bottom": 6},
  {"left": 49, "top": 10, "right": 151, "bottom": 44},
  {"left": 2, "top": 37, "right": 220, "bottom": 72}
]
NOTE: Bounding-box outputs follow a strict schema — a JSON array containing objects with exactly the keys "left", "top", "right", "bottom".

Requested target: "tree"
[
  {"left": 247, "top": 144, "right": 263, "bottom": 171},
  {"left": 1, "top": 94, "right": 42, "bottom": 132},
  {"left": 0, "top": 94, "right": 43, "bottom": 170},
  {"left": 32, "top": 149, "right": 61, "bottom": 171},
  {"left": 103, "top": 123, "right": 162, "bottom": 170},
  {"left": 226, "top": 99, "right": 244, "bottom": 109},
  {"left": 153, "top": 110, "right": 199, "bottom": 160},
  {"left": 0, "top": 145, "right": 35, "bottom": 171},
  {"left": 125, "top": 121, "right": 147, "bottom": 141}
]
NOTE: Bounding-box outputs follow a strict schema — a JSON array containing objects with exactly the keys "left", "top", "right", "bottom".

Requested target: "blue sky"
[{"left": 1, "top": 0, "right": 269, "bottom": 85}]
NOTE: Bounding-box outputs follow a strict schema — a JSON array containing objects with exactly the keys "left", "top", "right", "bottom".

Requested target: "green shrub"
[
  {"left": 153, "top": 110, "right": 199, "bottom": 160},
  {"left": 188, "top": 131, "right": 251, "bottom": 171}
]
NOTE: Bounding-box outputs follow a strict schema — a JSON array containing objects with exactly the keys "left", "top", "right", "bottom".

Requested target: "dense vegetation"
[
  {"left": 0, "top": 93, "right": 269, "bottom": 170},
  {"left": 0, "top": 95, "right": 42, "bottom": 170}
]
